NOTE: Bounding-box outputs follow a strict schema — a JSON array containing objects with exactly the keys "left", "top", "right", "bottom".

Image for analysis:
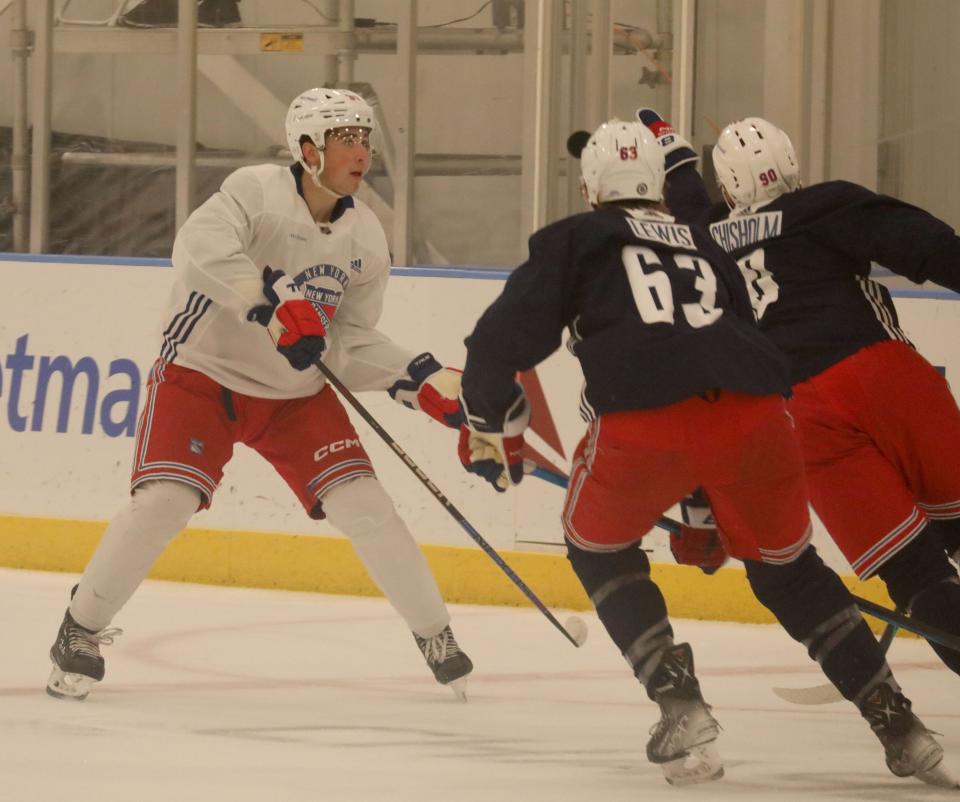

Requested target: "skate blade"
[
  {"left": 46, "top": 666, "right": 96, "bottom": 701},
  {"left": 662, "top": 741, "right": 724, "bottom": 786},
  {"left": 447, "top": 676, "right": 468, "bottom": 703},
  {"left": 916, "top": 758, "right": 960, "bottom": 789}
]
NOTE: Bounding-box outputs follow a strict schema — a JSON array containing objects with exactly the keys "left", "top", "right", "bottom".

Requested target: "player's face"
[{"left": 320, "top": 127, "right": 372, "bottom": 196}]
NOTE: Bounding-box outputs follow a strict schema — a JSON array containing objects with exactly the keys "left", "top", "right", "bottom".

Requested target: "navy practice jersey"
[
  {"left": 666, "top": 166, "right": 960, "bottom": 384},
  {"left": 461, "top": 206, "right": 791, "bottom": 423}
]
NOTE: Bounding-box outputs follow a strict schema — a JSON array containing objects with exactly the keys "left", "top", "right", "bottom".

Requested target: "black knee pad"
[
  {"left": 745, "top": 547, "right": 854, "bottom": 641},
  {"left": 876, "top": 529, "right": 958, "bottom": 610},
  {"left": 566, "top": 540, "right": 652, "bottom": 596}
]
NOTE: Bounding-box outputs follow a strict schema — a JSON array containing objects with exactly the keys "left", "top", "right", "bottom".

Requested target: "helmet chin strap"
[
  {"left": 310, "top": 170, "right": 346, "bottom": 199},
  {"left": 301, "top": 147, "right": 347, "bottom": 199}
]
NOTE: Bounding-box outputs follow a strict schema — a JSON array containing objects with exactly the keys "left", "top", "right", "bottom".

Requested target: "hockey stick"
[
  {"left": 527, "top": 464, "right": 960, "bottom": 651},
  {"left": 526, "top": 463, "right": 568, "bottom": 488},
  {"left": 852, "top": 594, "right": 960, "bottom": 652},
  {"left": 312, "top": 359, "right": 585, "bottom": 648},
  {"left": 773, "top": 620, "right": 899, "bottom": 705}
]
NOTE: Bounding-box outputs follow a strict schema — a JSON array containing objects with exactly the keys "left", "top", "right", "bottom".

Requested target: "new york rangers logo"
[
  {"left": 293, "top": 263, "right": 350, "bottom": 327},
  {"left": 303, "top": 285, "right": 343, "bottom": 327}
]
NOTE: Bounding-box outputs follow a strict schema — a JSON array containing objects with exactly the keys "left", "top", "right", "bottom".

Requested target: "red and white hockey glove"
[
  {"left": 387, "top": 353, "right": 464, "bottom": 429},
  {"left": 670, "top": 525, "right": 728, "bottom": 575},
  {"left": 247, "top": 267, "right": 327, "bottom": 371},
  {"left": 458, "top": 387, "right": 529, "bottom": 493},
  {"left": 635, "top": 108, "right": 699, "bottom": 174},
  {"left": 670, "top": 487, "right": 729, "bottom": 574}
]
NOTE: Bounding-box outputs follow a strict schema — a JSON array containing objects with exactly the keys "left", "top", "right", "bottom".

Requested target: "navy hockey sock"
[
  {"left": 878, "top": 527, "right": 959, "bottom": 608},
  {"left": 906, "top": 579, "right": 960, "bottom": 674},
  {"left": 746, "top": 547, "right": 888, "bottom": 702},
  {"left": 876, "top": 532, "right": 960, "bottom": 674},
  {"left": 926, "top": 518, "right": 960, "bottom": 563},
  {"left": 566, "top": 540, "right": 674, "bottom": 697}
]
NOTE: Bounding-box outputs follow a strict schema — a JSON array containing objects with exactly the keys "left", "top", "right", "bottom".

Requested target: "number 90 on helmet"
[
  {"left": 284, "top": 88, "right": 377, "bottom": 179},
  {"left": 712, "top": 118, "right": 801, "bottom": 210},
  {"left": 579, "top": 119, "right": 665, "bottom": 206}
]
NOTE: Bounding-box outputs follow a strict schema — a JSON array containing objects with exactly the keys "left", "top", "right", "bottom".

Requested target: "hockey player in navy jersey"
[
  {"left": 46, "top": 88, "right": 472, "bottom": 703},
  {"left": 456, "top": 117, "right": 954, "bottom": 787},
  {"left": 639, "top": 110, "right": 960, "bottom": 685}
]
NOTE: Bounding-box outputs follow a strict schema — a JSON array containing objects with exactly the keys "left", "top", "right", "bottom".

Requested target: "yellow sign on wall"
[{"left": 260, "top": 33, "right": 305, "bottom": 53}]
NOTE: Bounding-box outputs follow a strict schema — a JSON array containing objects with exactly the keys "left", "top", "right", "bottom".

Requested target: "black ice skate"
[
  {"left": 645, "top": 642, "right": 723, "bottom": 786},
  {"left": 414, "top": 625, "right": 473, "bottom": 702},
  {"left": 860, "top": 680, "right": 959, "bottom": 788},
  {"left": 118, "top": 0, "right": 241, "bottom": 28},
  {"left": 47, "top": 609, "right": 122, "bottom": 701}
]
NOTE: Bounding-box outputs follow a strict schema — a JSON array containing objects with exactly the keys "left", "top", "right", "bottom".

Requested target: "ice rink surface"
[{"left": 1, "top": 567, "right": 957, "bottom": 802}]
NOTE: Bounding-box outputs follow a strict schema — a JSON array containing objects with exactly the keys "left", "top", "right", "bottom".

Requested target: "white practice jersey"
[{"left": 160, "top": 164, "right": 415, "bottom": 399}]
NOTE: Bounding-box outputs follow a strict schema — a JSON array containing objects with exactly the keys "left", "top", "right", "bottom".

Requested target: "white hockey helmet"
[
  {"left": 580, "top": 119, "right": 665, "bottom": 206},
  {"left": 284, "top": 88, "right": 376, "bottom": 184},
  {"left": 712, "top": 117, "right": 801, "bottom": 209}
]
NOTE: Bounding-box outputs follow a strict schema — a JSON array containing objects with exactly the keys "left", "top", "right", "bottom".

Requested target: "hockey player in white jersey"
[{"left": 46, "top": 88, "right": 473, "bottom": 702}]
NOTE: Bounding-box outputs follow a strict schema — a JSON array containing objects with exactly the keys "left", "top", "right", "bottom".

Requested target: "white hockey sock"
[
  {"left": 322, "top": 476, "right": 450, "bottom": 637},
  {"left": 70, "top": 481, "right": 201, "bottom": 631}
]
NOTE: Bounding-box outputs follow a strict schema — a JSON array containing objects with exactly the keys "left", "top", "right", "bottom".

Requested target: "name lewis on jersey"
[
  {"left": 625, "top": 218, "right": 696, "bottom": 249},
  {"left": 709, "top": 211, "right": 783, "bottom": 252}
]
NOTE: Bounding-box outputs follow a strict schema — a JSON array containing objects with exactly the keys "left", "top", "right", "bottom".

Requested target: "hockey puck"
[
  {"left": 566, "top": 130, "right": 591, "bottom": 159},
  {"left": 565, "top": 615, "right": 588, "bottom": 647}
]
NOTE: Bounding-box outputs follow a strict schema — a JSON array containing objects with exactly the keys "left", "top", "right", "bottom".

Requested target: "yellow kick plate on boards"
[{"left": 260, "top": 33, "right": 305, "bottom": 52}]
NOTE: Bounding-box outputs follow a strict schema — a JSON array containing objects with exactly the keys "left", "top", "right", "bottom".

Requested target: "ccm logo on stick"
[{"left": 313, "top": 438, "right": 361, "bottom": 461}]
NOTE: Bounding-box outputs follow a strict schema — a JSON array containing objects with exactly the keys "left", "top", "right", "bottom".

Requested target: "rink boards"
[{"left": 2, "top": 254, "right": 958, "bottom": 621}]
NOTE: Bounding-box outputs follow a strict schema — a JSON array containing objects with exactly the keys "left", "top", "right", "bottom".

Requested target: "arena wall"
[{"left": 3, "top": 255, "right": 956, "bottom": 623}]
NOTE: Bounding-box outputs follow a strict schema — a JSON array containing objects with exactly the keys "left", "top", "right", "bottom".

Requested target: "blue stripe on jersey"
[{"left": 160, "top": 291, "right": 212, "bottom": 363}]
